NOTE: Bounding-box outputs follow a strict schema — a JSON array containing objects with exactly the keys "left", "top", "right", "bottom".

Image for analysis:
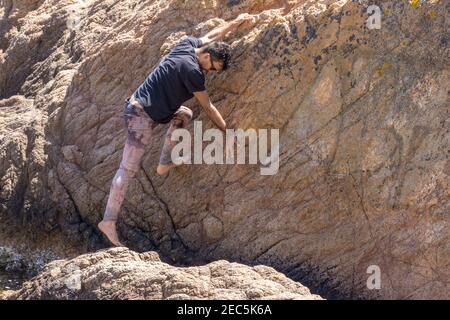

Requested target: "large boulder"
[
  {"left": 5, "top": 247, "right": 322, "bottom": 300},
  {"left": 0, "top": 0, "right": 448, "bottom": 299}
]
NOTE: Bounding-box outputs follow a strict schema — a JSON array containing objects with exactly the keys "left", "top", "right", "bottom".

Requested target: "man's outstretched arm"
[
  {"left": 199, "top": 13, "right": 254, "bottom": 46},
  {"left": 193, "top": 91, "right": 228, "bottom": 132}
]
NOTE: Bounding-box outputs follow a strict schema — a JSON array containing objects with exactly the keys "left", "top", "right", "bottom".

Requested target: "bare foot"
[
  {"left": 156, "top": 156, "right": 190, "bottom": 175},
  {"left": 98, "top": 220, "right": 125, "bottom": 247},
  {"left": 156, "top": 163, "right": 177, "bottom": 175}
]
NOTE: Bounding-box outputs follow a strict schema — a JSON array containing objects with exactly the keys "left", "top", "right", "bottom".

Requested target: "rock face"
[
  {"left": 0, "top": 0, "right": 448, "bottom": 299},
  {"left": 5, "top": 247, "right": 322, "bottom": 300}
]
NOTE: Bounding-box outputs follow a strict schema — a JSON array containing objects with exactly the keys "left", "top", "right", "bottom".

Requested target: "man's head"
[{"left": 196, "top": 42, "right": 231, "bottom": 73}]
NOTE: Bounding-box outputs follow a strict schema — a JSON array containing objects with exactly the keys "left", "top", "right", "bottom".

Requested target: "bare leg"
[
  {"left": 99, "top": 103, "right": 153, "bottom": 246},
  {"left": 157, "top": 106, "right": 193, "bottom": 175}
]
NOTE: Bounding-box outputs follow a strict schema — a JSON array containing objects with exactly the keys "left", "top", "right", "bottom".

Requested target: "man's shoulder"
[
  {"left": 168, "top": 36, "right": 201, "bottom": 63},
  {"left": 175, "top": 36, "right": 203, "bottom": 49}
]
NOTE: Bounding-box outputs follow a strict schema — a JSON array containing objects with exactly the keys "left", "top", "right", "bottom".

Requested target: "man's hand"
[
  {"left": 232, "top": 13, "right": 255, "bottom": 27},
  {"left": 200, "top": 13, "right": 255, "bottom": 46},
  {"left": 225, "top": 134, "right": 240, "bottom": 161}
]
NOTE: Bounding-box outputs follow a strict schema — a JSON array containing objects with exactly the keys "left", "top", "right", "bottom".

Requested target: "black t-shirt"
[{"left": 133, "top": 36, "right": 205, "bottom": 123}]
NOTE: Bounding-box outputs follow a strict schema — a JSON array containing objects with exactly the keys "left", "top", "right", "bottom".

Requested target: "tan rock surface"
[
  {"left": 0, "top": 0, "right": 448, "bottom": 299},
  {"left": 6, "top": 247, "right": 322, "bottom": 300}
]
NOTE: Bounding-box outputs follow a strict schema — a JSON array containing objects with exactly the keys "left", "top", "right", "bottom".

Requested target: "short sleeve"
[
  {"left": 182, "top": 68, "right": 205, "bottom": 93},
  {"left": 184, "top": 36, "right": 203, "bottom": 48}
]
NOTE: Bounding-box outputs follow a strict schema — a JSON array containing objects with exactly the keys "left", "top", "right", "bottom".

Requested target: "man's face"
[{"left": 203, "top": 53, "right": 224, "bottom": 73}]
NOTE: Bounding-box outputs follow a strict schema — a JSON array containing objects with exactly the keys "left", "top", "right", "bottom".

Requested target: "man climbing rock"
[{"left": 98, "top": 13, "right": 254, "bottom": 247}]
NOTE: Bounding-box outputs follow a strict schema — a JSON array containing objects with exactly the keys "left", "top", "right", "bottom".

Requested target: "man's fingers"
[
  {"left": 225, "top": 138, "right": 235, "bottom": 159},
  {"left": 236, "top": 13, "right": 255, "bottom": 24}
]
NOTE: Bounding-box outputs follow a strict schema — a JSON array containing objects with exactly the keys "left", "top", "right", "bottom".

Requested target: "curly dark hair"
[{"left": 202, "top": 41, "right": 231, "bottom": 71}]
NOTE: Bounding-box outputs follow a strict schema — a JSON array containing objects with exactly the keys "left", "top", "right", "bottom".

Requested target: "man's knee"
[
  {"left": 179, "top": 106, "right": 193, "bottom": 119},
  {"left": 174, "top": 106, "right": 193, "bottom": 126},
  {"left": 116, "top": 166, "right": 138, "bottom": 185}
]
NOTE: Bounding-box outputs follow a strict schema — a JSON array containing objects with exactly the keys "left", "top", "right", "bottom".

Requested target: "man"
[{"left": 98, "top": 13, "right": 254, "bottom": 247}]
